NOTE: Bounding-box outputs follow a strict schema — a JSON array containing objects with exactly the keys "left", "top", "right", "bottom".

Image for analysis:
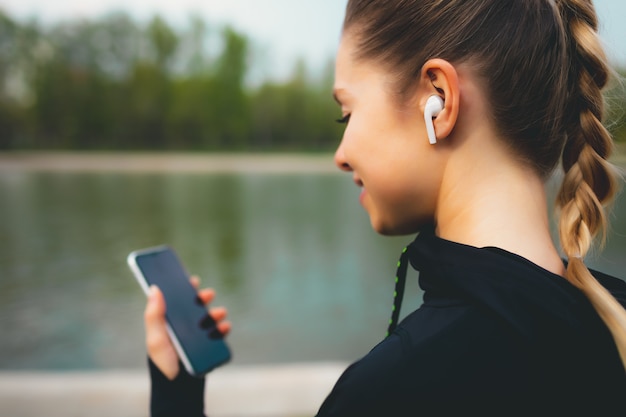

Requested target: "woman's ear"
[{"left": 418, "top": 59, "right": 460, "bottom": 143}]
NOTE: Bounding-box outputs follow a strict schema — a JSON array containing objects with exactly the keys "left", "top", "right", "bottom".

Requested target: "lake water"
[{"left": 1, "top": 164, "right": 625, "bottom": 370}]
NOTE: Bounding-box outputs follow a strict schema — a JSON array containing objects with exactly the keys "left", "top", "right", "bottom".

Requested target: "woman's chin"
[
  {"left": 369, "top": 215, "right": 427, "bottom": 237},
  {"left": 369, "top": 218, "right": 404, "bottom": 237}
]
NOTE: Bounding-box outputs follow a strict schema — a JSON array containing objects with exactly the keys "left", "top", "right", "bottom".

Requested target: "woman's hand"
[{"left": 144, "top": 276, "right": 231, "bottom": 380}]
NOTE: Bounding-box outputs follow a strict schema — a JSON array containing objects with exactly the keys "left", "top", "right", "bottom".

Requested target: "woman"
[{"left": 145, "top": 0, "right": 626, "bottom": 415}]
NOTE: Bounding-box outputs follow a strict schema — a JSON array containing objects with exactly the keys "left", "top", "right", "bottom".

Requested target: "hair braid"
[{"left": 555, "top": 0, "right": 626, "bottom": 369}]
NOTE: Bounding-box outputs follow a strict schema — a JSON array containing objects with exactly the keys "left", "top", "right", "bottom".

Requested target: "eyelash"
[{"left": 336, "top": 114, "right": 351, "bottom": 124}]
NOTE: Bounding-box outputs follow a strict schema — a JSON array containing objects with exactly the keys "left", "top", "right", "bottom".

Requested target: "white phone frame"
[{"left": 127, "top": 245, "right": 199, "bottom": 377}]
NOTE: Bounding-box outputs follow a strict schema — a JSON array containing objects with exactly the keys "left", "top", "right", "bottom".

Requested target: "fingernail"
[{"left": 148, "top": 285, "right": 158, "bottom": 298}]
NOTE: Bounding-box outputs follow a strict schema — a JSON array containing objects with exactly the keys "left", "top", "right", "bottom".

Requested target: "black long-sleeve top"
[{"left": 150, "top": 228, "right": 626, "bottom": 416}]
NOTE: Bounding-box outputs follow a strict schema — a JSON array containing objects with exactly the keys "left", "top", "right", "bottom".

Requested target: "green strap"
[{"left": 387, "top": 246, "right": 409, "bottom": 337}]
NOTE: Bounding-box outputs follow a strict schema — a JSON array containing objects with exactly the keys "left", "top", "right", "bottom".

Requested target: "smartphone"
[{"left": 127, "top": 245, "right": 231, "bottom": 377}]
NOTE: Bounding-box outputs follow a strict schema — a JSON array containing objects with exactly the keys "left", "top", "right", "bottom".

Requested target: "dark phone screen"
[{"left": 135, "top": 247, "right": 230, "bottom": 375}]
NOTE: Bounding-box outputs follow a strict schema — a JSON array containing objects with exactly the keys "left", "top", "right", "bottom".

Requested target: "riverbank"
[
  {"left": 0, "top": 152, "right": 338, "bottom": 174},
  {"left": 0, "top": 147, "right": 624, "bottom": 174},
  {"left": 0, "top": 362, "right": 347, "bottom": 417}
]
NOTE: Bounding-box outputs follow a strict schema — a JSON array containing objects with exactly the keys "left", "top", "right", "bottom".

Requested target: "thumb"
[
  {"left": 145, "top": 285, "right": 166, "bottom": 323},
  {"left": 144, "top": 285, "right": 180, "bottom": 380}
]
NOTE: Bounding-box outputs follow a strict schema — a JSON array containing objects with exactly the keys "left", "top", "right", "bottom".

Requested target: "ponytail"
[{"left": 555, "top": 0, "right": 626, "bottom": 370}]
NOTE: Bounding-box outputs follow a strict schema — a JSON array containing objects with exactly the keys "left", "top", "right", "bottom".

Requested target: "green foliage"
[
  {"left": 0, "top": 10, "right": 344, "bottom": 151},
  {"left": 1, "top": 10, "right": 622, "bottom": 151},
  {"left": 249, "top": 59, "right": 340, "bottom": 151},
  {"left": 606, "top": 68, "right": 626, "bottom": 144},
  {"left": 147, "top": 16, "right": 178, "bottom": 68}
]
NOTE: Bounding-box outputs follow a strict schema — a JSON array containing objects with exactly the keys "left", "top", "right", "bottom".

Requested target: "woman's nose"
[{"left": 334, "top": 143, "right": 352, "bottom": 172}]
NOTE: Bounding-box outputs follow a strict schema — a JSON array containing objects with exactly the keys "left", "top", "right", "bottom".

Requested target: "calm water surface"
[{"left": 1, "top": 169, "right": 625, "bottom": 370}]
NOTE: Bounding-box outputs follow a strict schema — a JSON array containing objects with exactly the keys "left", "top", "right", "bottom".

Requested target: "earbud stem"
[{"left": 424, "top": 95, "right": 444, "bottom": 145}]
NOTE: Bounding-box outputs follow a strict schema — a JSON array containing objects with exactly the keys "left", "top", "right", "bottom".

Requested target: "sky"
[
  {"left": 0, "top": 0, "right": 348, "bottom": 81},
  {"left": 1, "top": 0, "right": 625, "bottom": 79}
]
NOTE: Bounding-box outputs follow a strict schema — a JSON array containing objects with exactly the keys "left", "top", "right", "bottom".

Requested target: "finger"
[
  {"left": 144, "top": 286, "right": 171, "bottom": 355},
  {"left": 217, "top": 320, "right": 232, "bottom": 336},
  {"left": 209, "top": 306, "right": 228, "bottom": 322},
  {"left": 190, "top": 275, "right": 201, "bottom": 289},
  {"left": 197, "top": 288, "right": 216, "bottom": 305},
  {"left": 144, "top": 286, "right": 179, "bottom": 380},
  {"left": 144, "top": 285, "right": 166, "bottom": 325}
]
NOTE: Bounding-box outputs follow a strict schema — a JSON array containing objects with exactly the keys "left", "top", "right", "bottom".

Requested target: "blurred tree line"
[
  {"left": 0, "top": 10, "right": 624, "bottom": 151},
  {"left": 0, "top": 10, "right": 343, "bottom": 151}
]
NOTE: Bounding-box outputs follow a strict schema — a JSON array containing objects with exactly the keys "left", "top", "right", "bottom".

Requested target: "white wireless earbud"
[{"left": 424, "top": 95, "right": 444, "bottom": 145}]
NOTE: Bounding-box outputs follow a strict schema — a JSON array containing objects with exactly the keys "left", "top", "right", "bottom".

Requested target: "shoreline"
[
  {"left": 0, "top": 361, "right": 347, "bottom": 417},
  {"left": 0, "top": 151, "right": 339, "bottom": 174},
  {"left": 1, "top": 148, "right": 624, "bottom": 174}
]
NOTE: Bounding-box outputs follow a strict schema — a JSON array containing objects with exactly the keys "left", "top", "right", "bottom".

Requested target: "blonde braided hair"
[{"left": 554, "top": 0, "right": 626, "bottom": 369}]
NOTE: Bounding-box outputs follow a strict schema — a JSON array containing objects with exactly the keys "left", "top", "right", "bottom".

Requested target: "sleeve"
[{"left": 149, "top": 358, "right": 207, "bottom": 417}]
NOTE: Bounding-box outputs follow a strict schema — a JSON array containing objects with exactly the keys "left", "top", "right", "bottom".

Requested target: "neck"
[{"left": 434, "top": 137, "right": 566, "bottom": 277}]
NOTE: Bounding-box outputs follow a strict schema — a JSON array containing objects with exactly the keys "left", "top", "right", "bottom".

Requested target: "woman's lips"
[
  {"left": 359, "top": 187, "right": 366, "bottom": 205},
  {"left": 353, "top": 176, "right": 365, "bottom": 205}
]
